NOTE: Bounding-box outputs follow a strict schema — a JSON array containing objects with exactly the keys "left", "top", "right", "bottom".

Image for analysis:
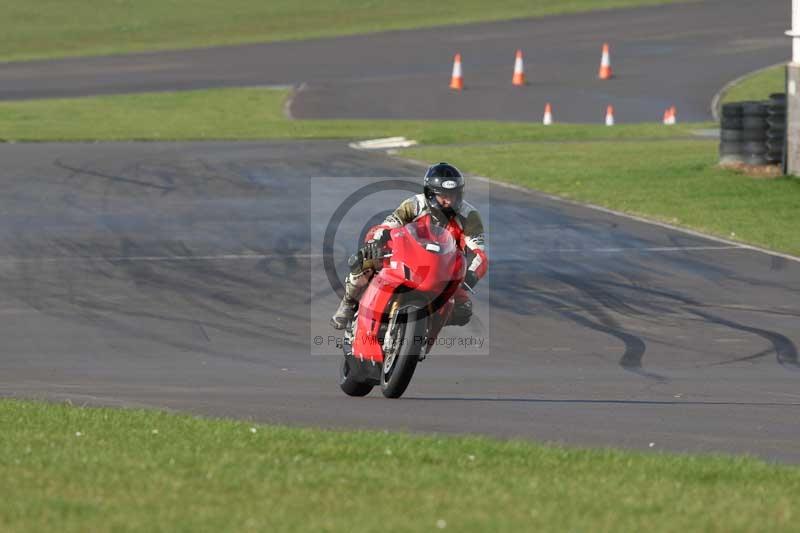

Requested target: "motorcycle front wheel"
[{"left": 381, "top": 304, "right": 426, "bottom": 399}]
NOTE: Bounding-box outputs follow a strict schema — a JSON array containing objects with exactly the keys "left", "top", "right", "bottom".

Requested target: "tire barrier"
[
  {"left": 719, "top": 96, "right": 786, "bottom": 167},
  {"left": 719, "top": 103, "right": 744, "bottom": 164},
  {"left": 766, "top": 93, "right": 787, "bottom": 165}
]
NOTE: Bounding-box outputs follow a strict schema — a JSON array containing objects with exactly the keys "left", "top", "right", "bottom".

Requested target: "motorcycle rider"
[{"left": 330, "top": 162, "right": 488, "bottom": 330}]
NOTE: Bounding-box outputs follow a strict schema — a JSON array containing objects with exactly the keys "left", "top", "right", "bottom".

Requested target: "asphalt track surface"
[
  {"left": 0, "top": 0, "right": 788, "bottom": 122},
  {"left": 1, "top": 141, "right": 799, "bottom": 462},
  {"left": 1, "top": 1, "right": 799, "bottom": 463}
]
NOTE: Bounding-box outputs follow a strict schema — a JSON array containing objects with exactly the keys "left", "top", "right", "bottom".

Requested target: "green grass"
[
  {"left": 0, "top": 87, "right": 710, "bottom": 143},
  {"left": 406, "top": 140, "right": 800, "bottom": 256},
  {"left": 2, "top": 0, "right": 691, "bottom": 63},
  {"left": 720, "top": 64, "right": 785, "bottom": 104},
  {"left": 1, "top": 399, "right": 799, "bottom": 532}
]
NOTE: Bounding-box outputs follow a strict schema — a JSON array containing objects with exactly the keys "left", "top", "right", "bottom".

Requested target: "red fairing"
[
  {"left": 367, "top": 220, "right": 486, "bottom": 278},
  {"left": 352, "top": 215, "right": 464, "bottom": 363},
  {"left": 352, "top": 274, "right": 396, "bottom": 363}
]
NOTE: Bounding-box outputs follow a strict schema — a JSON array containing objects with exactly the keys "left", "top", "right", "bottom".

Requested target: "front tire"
[{"left": 381, "top": 305, "right": 426, "bottom": 399}]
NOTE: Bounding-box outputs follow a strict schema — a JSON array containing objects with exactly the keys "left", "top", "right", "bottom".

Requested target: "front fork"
[{"left": 382, "top": 296, "right": 439, "bottom": 363}]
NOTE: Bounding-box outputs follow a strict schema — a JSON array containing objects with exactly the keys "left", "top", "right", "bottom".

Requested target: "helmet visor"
[{"left": 434, "top": 189, "right": 463, "bottom": 211}]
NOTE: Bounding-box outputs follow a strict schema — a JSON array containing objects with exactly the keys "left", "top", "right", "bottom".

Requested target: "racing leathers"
[{"left": 330, "top": 194, "right": 488, "bottom": 329}]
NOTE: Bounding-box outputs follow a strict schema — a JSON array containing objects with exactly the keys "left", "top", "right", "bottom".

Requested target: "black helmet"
[{"left": 423, "top": 162, "right": 464, "bottom": 216}]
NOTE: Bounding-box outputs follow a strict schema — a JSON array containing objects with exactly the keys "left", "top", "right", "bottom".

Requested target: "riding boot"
[
  {"left": 330, "top": 272, "right": 369, "bottom": 330},
  {"left": 446, "top": 294, "right": 473, "bottom": 326}
]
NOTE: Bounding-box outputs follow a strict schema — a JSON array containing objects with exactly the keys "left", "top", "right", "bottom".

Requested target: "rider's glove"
[
  {"left": 371, "top": 228, "right": 392, "bottom": 246},
  {"left": 363, "top": 229, "right": 391, "bottom": 267},
  {"left": 348, "top": 250, "right": 365, "bottom": 273},
  {"left": 363, "top": 241, "right": 383, "bottom": 261},
  {"left": 464, "top": 270, "right": 479, "bottom": 290},
  {"left": 348, "top": 230, "right": 391, "bottom": 274},
  {"left": 348, "top": 240, "right": 383, "bottom": 273}
]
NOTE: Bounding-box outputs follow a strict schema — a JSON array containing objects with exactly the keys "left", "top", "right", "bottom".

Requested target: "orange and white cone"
[
  {"left": 512, "top": 49, "right": 526, "bottom": 86},
  {"left": 605, "top": 105, "right": 615, "bottom": 126},
  {"left": 663, "top": 105, "right": 677, "bottom": 125},
  {"left": 449, "top": 53, "right": 464, "bottom": 90},
  {"left": 543, "top": 103, "right": 553, "bottom": 125},
  {"left": 598, "top": 43, "right": 613, "bottom": 80}
]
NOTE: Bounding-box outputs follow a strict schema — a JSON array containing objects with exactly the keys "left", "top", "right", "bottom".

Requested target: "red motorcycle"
[{"left": 339, "top": 215, "right": 467, "bottom": 398}]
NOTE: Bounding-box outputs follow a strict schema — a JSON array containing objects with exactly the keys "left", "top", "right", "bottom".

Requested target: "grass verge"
[
  {"left": 2, "top": 399, "right": 799, "bottom": 532},
  {"left": 0, "top": 87, "right": 709, "bottom": 143},
  {"left": 2, "top": 0, "right": 690, "bottom": 62},
  {"left": 720, "top": 65, "right": 785, "bottom": 104}
]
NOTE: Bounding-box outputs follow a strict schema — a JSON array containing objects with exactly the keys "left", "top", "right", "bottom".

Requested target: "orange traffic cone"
[
  {"left": 605, "top": 105, "right": 615, "bottom": 126},
  {"left": 662, "top": 106, "right": 677, "bottom": 125},
  {"left": 543, "top": 103, "right": 553, "bottom": 125},
  {"left": 512, "top": 49, "right": 526, "bottom": 86},
  {"left": 450, "top": 53, "right": 464, "bottom": 90},
  {"left": 598, "top": 43, "right": 613, "bottom": 80}
]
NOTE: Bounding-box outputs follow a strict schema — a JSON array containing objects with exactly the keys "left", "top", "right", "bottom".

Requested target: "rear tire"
[
  {"left": 719, "top": 153, "right": 745, "bottom": 165},
  {"left": 721, "top": 103, "right": 743, "bottom": 117},
  {"left": 742, "top": 141, "right": 767, "bottom": 155},
  {"left": 740, "top": 130, "right": 767, "bottom": 142},
  {"left": 742, "top": 116, "right": 767, "bottom": 130},
  {"left": 741, "top": 101, "right": 768, "bottom": 117},
  {"left": 769, "top": 93, "right": 786, "bottom": 108},
  {"left": 743, "top": 154, "right": 768, "bottom": 166},
  {"left": 720, "top": 129, "right": 743, "bottom": 142},
  {"left": 339, "top": 357, "right": 373, "bottom": 397},
  {"left": 767, "top": 117, "right": 786, "bottom": 131},
  {"left": 381, "top": 305, "right": 426, "bottom": 399},
  {"left": 719, "top": 141, "right": 743, "bottom": 155},
  {"left": 721, "top": 116, "right": 743, "bottom": 129}
]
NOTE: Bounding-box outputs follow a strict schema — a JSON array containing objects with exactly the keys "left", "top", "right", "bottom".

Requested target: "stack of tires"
[
  {"left": 719, "top": 95, "right": 787, "bottom": 167},
  {"left": 719, "top": 103, "right": 744, "bottom": 165},
  {"left": 766, "top": 93, "right": 786, "bottom": 166}
]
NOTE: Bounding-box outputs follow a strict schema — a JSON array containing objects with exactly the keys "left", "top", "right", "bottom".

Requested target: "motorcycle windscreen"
[
  {"left": 390, "top": 216, "right": 462, "bottom": 293},
  {"left": 402, "top": 217, "right": 457, "bottom": 254}
]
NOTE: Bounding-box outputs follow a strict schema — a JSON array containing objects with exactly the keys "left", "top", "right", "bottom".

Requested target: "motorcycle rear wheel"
[
  {"left": 381, "top": 304, "right": 426, "bottom": 399},
  {"left": 339, "top": 356, "right": 373, "bottom": 397}
]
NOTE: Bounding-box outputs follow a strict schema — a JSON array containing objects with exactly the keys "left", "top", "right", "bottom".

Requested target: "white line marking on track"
[
  {"left": 525, "top": 246, "right": 742, "bottom": 254},
  {"left": 710, "top": 63, "right": 785, "bottom": 120},
  {"left": 284, "top": 82, "right": 306, "bottom": 120}
]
